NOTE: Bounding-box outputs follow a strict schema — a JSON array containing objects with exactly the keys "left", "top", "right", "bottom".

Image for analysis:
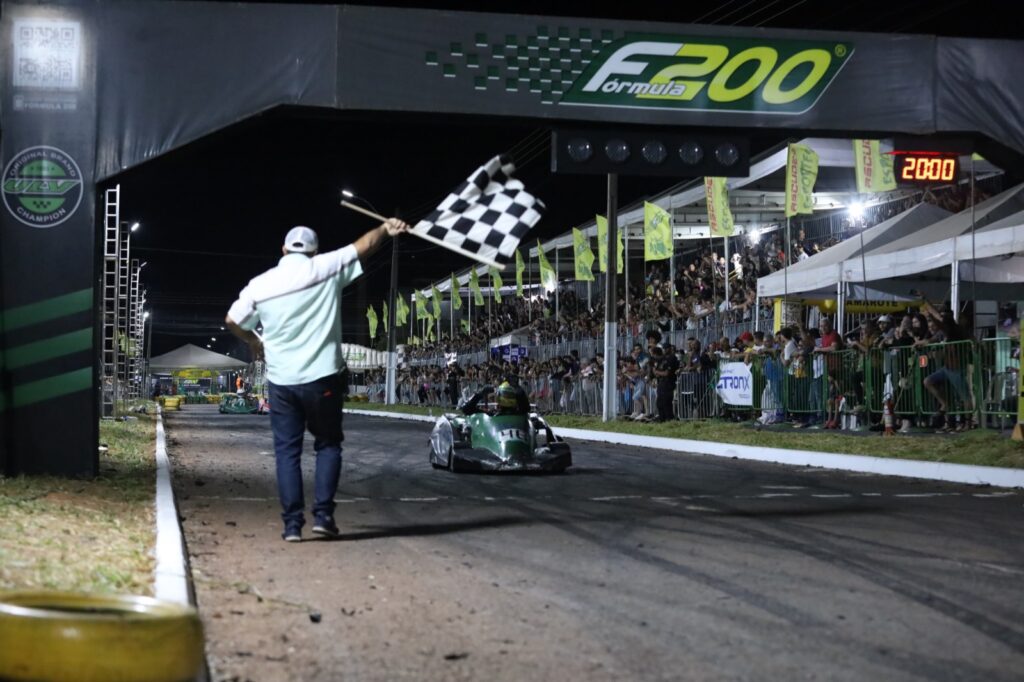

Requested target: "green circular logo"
[{"left": 2, "top": 146, "right": 83, "bottom": 228}]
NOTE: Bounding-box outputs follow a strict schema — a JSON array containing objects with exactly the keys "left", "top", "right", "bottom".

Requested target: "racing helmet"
[{"left": 495, "top": 381, "right": 518, "bottom": 411}]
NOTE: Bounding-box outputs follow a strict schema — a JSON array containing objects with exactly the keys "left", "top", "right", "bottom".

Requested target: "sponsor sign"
[
  {"left": 2, "top": 146, "right": 83, "bottom": 228},
  {"left": 562, "top": 34, "right": 852, "bottom": 114},
  {"left": 716, "top": 362, "right": 753, "bottom": 406}
]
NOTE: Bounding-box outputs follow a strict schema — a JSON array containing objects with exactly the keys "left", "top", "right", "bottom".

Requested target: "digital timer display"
[{"left": 895, "top": 154, "right": 959, "bottom": 183}]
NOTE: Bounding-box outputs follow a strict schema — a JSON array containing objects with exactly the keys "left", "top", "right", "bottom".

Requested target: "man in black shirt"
[{"left": 652, "top": 346, "right": 679, "bottom": 422}]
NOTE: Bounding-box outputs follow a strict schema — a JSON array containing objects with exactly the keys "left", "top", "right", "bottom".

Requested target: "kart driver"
[{"left": 460, "top": 380, "right": 529, "bottom": 416}]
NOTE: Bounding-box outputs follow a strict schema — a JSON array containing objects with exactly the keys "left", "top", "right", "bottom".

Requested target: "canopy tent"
[
  {"left": 340, "top": 343, "right": 387, "bottom": 370},
  {"left": 148, "top": 344, "right": 249, "bottom": 371},
  {"left": 756, "top": 203, "right": 953, "bottom": 297},
  {"left": 756, "top": 185, "right": 1024, "bottom": 314}
]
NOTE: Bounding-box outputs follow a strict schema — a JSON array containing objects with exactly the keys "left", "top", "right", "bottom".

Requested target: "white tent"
[
  {"left": 340, "top": 343, "right": 388, "bottom": 370},
  {"left": 756, "top": 202, "right": 952, "bottom": 297},
  {"left": 149, "top": 344, "right": 249, "bottom": 371}
]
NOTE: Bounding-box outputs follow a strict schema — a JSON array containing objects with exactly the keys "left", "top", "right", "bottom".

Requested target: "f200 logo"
[{"left": 562, "top": 35, "right": 852, "bottom": 114}]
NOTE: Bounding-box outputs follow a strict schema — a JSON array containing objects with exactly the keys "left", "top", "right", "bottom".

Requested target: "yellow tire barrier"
[{"left": 0, "top": 591, "right": 204, "bottom": 682}]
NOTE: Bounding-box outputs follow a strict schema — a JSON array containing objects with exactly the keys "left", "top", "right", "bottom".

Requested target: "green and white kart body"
[{"left": 429, "top": 409, "right": 572, "bottom": 473}]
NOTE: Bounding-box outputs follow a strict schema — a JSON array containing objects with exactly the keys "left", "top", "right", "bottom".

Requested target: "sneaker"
[
  {"left": 312, "top": 517, "right": 340, "bottom": 539},
  {"left": 283, "top": 527, "right": 302, "bottom": 543}
]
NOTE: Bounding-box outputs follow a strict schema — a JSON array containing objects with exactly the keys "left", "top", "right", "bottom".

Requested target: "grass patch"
[
  {"left": 0, "top": 412, "right": 157, "bottom": 595},
  {"left": 347, "top": 402, "right": 1024, "bottom": 469}
]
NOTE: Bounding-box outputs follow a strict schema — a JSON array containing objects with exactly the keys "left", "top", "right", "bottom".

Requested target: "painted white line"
[
  {"left": 756, "top": 493, "right": 795, "bottom": 498},
  {"left": 972, "top": 492, "right": 1018, "bottom": 498},
  {"left": 761, "top": 485, "right": 806, "bottom": 490},
  {"left": 893, "top": 493, "right": 955, "bottom": 498},
  {"left": 399, "top": 497, "right": 442, "bottom": 502},
  {"left": 154, "top": 407, "right": 190, "bottom": 606},
  {"left": 811, "top": 494, "right": 852, "bottom": 498},
  {"left": 861, "top": 493, "right": 883, "bottom": 496},
  {"left": 591, "top": 495, "right": 644, "bottom": 501},
  {"left": 342, "top": 409, "right": 1024, "bottom": 489}
]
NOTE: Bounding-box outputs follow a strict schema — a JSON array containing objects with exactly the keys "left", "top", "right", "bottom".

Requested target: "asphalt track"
[{"left": 165, "top": 405, "right": 1024, "bottom": 682}]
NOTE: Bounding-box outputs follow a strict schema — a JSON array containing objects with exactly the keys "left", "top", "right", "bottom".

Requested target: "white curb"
[
  {"left": 153, "top": 407, "right": 191, "bottom": 605},
  {"left": 345, "top": 408, "right": 1024, "bottom": 489}
]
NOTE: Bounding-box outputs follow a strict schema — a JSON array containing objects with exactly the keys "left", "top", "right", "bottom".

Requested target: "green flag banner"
[
  {"left": 382, "top": 300, "right": 389, "bottom": 334},
  {"left": 396, "top": 295, "right": 409, "bottom": 327},
  {"left": 469, "top": 269, "right": 484, "bottom": 306},
  {"left": 450, "top": 273, "right": 462, "bottom": 310},
  {"left": 853, "top": 139, "right": 896, "bottom": 194},
  {"left": 537, "top": 240, "right": 557, "bottom": 293},
  {"left": 515, "top": 249, "right": 525, "bottom": 298},
  {"left": 489, "top": 267, "right": 504, "bottom": 302},
  {"left": 595, "top": 215, "right": 624, "bottom": 273},
  {"left": 415, "top": 291, "right": 431, "bottom": 322},
  {"left": 431, "top": 285, "right": 443, "bottom": 319},
  {"left": 572, "top": 228, "right": 595, "bottom": 282},
  {"left": 704, "top": 177, "right": 735, "bottom": 237},
  {"left": 460, "top": 317, "right": 470, "bottom": 332},
  {"left": 367, "top": 305, "right": 378, "bottom": 339},
  {"left": 785, "top": 143, "right": 819, "bottom": 217},
  {"left": 643, "top": 201, "right": 673, "bottom": 261}
]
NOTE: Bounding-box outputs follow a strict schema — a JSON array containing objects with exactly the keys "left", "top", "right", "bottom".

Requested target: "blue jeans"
[{"left": 269, "top": 374, "right": 343, "bottom": 529}]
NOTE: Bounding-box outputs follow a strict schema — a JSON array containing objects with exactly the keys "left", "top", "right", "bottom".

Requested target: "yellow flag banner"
[
  {"left": 537, "top": 240, "right": 557, "bottom": 293},
  {"left": 595, "top": 215, "right": 624, "bottom": 273},
  {"left": 382, "top": 300, "right": 389, "bottom": 334},
  {"left": 460, "top": 317, "right": 470, "bottom": 333},
  {"left": 366, "top": 306, "right": 378, "bottom": 339},
  {"left": 469, "top": 269, "right": 484, "bottom": 306},
  {"left": 450, "top": 273, "right": 462, "bottom": 310},
  {"left": 431, "top": 285, "right": 443, "bottom": 319},
  {"left": 396, "top": 295, "right": 409, "bottom": 327},
  {"left": 415, "top": 291, "right": 431, "bottom": 322},
  {"left": 572, "top": 228, "right": 595, "bottom": 282},
  {"left": 643, "top": 201, "right": 673, "bottom": 261},
  {"left": 853, "top": 139, "right": 896, "bottom": 194},
  {"left": 785, "top": 143, "right": 819, "bottom": 217},
  {"left": 515, "top": 249, "right": 526, "bottom": 298},
  {"left": 704, "top": 177, "right": 735, "bottom": 237},
  {"left": 489, "top": 266, "right": 504, "bottom": 302}
]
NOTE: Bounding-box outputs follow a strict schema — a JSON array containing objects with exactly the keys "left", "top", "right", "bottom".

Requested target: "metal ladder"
[
  {"left": 127, "top": 260, "right": 141, "bottom": 399},
  {"left": 100, "top": 186, "right": 120, "bottom": 417},
  {"left": 252, "top": 360, "right": 267, "bottom": 398}
]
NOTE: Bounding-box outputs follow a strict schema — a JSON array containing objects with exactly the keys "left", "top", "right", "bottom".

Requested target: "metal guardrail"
[{"left": 363, "top": 338, "right": 1019, "bottom": 431}]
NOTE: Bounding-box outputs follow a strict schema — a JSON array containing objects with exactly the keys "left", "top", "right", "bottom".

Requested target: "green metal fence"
[
  {"left": 978, "top": 338, "right": 1019, "bottom": 427},
  {"left": 724, "top": 339, "right": 1017, "bottom": 428}
]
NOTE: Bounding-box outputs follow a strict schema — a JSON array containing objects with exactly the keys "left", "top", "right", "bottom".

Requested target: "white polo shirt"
[{"left": 227, "top": 246, "right": 363, "bottom": 386}]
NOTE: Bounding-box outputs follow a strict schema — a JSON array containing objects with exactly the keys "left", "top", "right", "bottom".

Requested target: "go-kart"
[
  {"left": 428, "top": 393, "right": 572, "bottom": 473},
  {"left": 219, "top": 393, "right": 259, "bottom": 414}
]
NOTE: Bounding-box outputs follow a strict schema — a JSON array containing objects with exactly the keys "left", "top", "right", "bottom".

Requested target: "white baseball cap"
[{"left": 283, "top": 226, "right": 318, "bottom": 254}]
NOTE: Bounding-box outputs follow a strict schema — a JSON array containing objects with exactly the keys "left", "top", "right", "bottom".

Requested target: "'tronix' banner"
[
  {"left": 562, "top": 35, "right": 852, "bottom": 114},
  {"left": 716, "top": 362, "right": 753, "bottom": 406}
]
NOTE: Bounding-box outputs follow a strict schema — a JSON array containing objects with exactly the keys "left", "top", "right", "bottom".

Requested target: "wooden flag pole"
[{"left": 341, "top": 200, "right": 505, "bottom": 270}]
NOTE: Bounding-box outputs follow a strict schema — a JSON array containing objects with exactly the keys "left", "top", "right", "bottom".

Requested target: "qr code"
[{"left": 12, "top": 18, "right": 81, "bottom": 90}]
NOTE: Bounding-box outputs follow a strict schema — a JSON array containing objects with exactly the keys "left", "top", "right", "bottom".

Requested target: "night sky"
[{"left": 113, "top": 0, "right": 1021, "bottom": 357}]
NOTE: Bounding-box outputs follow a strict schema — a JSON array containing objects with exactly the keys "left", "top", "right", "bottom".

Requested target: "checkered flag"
[{"left": 413, "top": 155, "right": 544, "bottom": 268}]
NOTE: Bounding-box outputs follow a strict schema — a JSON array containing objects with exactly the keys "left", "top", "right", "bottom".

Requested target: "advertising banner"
[
  {"left": 1, "top": 5, "right": 98, "bottom": 476},
  {"left": 716, "top": 362, "right": 753, "bottom": 406}
]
